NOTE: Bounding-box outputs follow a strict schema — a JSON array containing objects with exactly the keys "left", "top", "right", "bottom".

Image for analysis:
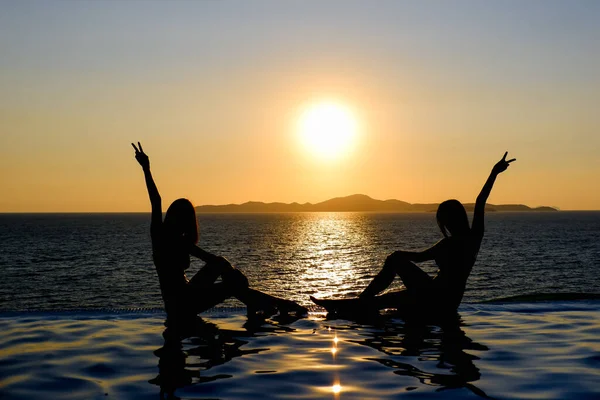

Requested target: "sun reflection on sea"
[{"left": 290, "top": 213, "right": 377, "bottom": 300}]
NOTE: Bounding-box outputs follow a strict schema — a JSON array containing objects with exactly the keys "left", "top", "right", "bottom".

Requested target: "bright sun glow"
[{"left": 298, "top": 102, "right": 357, "bottom": 159}]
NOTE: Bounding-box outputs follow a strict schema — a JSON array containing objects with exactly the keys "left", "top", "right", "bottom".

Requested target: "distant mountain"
[{"left": 195, "top": 194, "right": 558, "bottom": 213}]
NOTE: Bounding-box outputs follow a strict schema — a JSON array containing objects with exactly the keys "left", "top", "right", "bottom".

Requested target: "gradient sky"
[{"left": 1, "top": 0, "right": 599, "bottom": 212}]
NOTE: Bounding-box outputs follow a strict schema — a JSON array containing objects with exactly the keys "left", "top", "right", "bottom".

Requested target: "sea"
[{"left": 1, "top": 212, "right": 599, "bottom": 399}]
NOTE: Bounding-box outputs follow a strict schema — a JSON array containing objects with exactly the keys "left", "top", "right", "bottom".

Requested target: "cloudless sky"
[{"left": 1, "top": 0, "right": 599, "bottom": 211}]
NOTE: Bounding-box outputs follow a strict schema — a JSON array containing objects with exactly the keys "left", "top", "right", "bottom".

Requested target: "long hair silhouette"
[{"left": 436, "top": 199, "right": 470, "bottom": 238}]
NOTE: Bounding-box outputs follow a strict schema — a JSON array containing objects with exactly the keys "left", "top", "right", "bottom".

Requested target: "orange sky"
[{"left": 1, "top": 2, "right": 599, "bottom": 212}]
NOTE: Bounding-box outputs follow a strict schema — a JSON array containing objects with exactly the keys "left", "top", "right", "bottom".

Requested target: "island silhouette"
[{"left": 195, "top": 194, "right": 557, "bottom": 213}]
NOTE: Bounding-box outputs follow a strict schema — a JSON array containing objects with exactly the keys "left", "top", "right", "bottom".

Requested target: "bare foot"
[{"left": 278, "top": 299, "right": 308, "bottom": 316}]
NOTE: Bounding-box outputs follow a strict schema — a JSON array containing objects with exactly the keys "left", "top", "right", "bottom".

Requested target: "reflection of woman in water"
[
  {"left": 132, "top": 142, "right": 306, "bottom": 326},
  {"left": 358, "top": 318, "right": 491, "bottom": 397},
  {"left": 339, "top": 153, "right": 515, "bottom": 316}
]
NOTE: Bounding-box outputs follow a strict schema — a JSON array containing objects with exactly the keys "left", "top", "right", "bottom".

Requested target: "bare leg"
[
  {"left": 190, "top": 260, "right": 247, "bottom": 288},
  {"left": 188, "top": 261, "right": 248, "bottom": 313},
  {"left": 188, "top": 282, "right": 234, "bottom": 314},
  {"left": 361, "top": 256, "right": 433, "bottom": 298},
  {"left": 190, "top": 261, "right": 306, "bottom": 317},
  {"left": 368, "top": 290, "right": 412, "bottom": 310},
  {"left": 311, "top": 258, "right": 433, "bottom": 315},
  {"left": 237, "top": 288, "right": 308, "bottom": 317}
]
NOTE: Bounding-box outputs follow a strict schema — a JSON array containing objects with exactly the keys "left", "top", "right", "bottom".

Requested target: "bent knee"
[
  {"left": 384, "top": 254, "right": 412, "bottom": 272},
  {"left": 222, "top": 267, "right": 249, "bottom": 292},
  {"left": 214, "top": 256, "right": 233, "bottom": 270},
  {"left": 385, "top": 251, "right": 409, "bottom": 264}
]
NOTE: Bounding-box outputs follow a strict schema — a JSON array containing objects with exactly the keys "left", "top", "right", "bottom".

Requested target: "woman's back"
[
  {"left": 433, "top": 235, "right": 481, "bottom": 311},
  {"left": 151, "top": 227, "right": 193, "bottom": 318}
]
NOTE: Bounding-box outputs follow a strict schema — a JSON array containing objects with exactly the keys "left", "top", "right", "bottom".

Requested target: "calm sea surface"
[{"left": 1, "top": 212, "right": 599, "bottom": 311}]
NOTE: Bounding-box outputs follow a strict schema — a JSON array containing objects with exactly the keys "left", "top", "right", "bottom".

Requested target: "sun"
[{"left": 298, "top": 102, "right": 357, "bottom": 159}]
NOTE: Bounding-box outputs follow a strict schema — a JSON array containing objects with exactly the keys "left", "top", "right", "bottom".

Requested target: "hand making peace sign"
[
  {"left": 492, "top": 152, "right": 516, "bottom": 175},
  {"left": 132, "top": 142, "right": 150, "bottom": 170}
]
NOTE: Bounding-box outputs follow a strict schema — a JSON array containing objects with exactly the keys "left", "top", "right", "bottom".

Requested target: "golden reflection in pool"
[
  {"left": 332, "top": 382, "right": 342, "bottom": 394},
  {"left": 331, "top": 333, "right": 340, "bottom": 357},
  {"left": 317, "top": 380, "right": 345, "bottom": 397}
]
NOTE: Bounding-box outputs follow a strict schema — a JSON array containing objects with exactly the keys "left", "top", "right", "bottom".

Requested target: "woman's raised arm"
[
  {"left": 472, "top": 152, "right": 516, "bottom": 237},
  {"left": 132, "top": 142, "right": 162, "bottom": 237}
]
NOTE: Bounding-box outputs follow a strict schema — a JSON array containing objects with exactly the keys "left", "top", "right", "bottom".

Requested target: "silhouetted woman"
[
  {"left": 314, "top": 153, "right": 515, "bottom": 317},
  {"left": 132, "top": 142, "right": 306, "bottom": 326},
  {"left": 364, "top": 152, "right": 515, "bottom": 315}
]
